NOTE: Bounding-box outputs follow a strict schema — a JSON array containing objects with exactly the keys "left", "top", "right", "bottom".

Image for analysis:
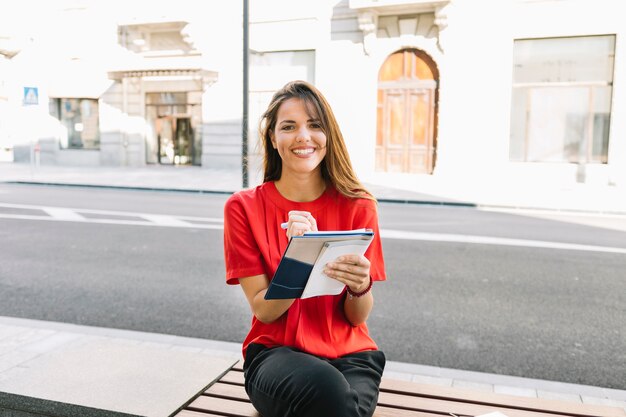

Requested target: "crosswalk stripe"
[{"left": 42, "top": 207, "right": 85, "bottom": 221}]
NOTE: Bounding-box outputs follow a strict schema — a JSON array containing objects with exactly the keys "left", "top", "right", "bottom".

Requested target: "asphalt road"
[{"left": 1, "top": 184, "right": 625, "bottom": 389}]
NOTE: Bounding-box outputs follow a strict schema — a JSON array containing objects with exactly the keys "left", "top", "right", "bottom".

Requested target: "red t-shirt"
[{"left": 223, "top": 181, "right": 386, "bottom": 359}]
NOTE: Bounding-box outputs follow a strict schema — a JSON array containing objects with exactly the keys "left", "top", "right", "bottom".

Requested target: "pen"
[{"left": 280, "top": 222, "right": 289, "bottom": 229}]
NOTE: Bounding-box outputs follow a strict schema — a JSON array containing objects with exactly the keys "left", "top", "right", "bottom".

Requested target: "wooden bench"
[{"left": 173, "top": 361, "right": 626, "bottom": 417}]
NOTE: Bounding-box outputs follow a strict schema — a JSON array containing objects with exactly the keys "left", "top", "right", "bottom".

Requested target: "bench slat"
[
  {"left": 381, "top": 378, "right": 626, "bottom": 417},
  {"left": 188, "top": 395, "right": 260, "bottom": 417},
  {"left": 373, "top": 406, "right": 452, "bottom": 417},
  {"left": 206, "top": 382, "right": 248, "bottom": 400},
  {"left": 380, "top": 391, "right": 553, "bottom": 417},
  {"left": 219, "top": 370, "right": 245, "bottom": 386},
  {"left": 175, "top": 410, "right": 228, "bottom": 417}
]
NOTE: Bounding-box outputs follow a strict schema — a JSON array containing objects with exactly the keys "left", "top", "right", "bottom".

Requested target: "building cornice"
[{"left": 350, "top": 0, "right": 452, "bottom": 54}]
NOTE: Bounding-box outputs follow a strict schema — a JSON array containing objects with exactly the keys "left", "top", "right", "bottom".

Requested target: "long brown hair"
[{"left": 259, "top": 80, "right": 374, "bottom": 201}]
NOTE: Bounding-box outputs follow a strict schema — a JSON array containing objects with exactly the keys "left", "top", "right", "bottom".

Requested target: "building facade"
[{"left": 1, "top": 0, "right": 624, "bottom": 188}]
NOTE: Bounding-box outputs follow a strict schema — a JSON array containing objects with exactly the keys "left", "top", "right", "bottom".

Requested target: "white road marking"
[
  {"left": 0, "top": 202, "right": 222, "bottom": 229},
  {"left": 480, "top": 207, "right": 626, "bottom": 232},
  {"left": 0, "top": 203, "right": 222, "bottom": 222},
  {"left": 380, "top": 229, "right": 626, "bottom": 254},
  {"left": 0, "top": 214, "right": 223, "bottom": 229},
  {"left": 42, "top": 207, "right": 85, "bottom": 221},
  {"left": 1, "top": 203, "right": 624, "bottom": 254},
  {"left": 139, "top": 214, "right": 193, "bottom": 227}
]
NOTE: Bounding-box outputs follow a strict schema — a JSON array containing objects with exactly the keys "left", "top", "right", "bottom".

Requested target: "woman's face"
[{"left": 272, "top": 97, "right": 327, "bottom": 178}]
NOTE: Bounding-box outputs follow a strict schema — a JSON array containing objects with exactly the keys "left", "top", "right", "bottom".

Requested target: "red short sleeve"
[
  {"left": 354, "top": 200, "right": 386, "bottom": 282},
  {"left": 223, "top": 194, "right": 266, "bottom": 285}
]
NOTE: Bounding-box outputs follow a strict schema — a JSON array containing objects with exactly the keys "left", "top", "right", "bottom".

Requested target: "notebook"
[{"left": 264, "top": 229, "right": 374, "bottom": 300}]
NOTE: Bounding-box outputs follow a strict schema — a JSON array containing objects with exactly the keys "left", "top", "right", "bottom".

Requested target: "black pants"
[{"left": 243, "top": 343, "right": 386, "bottom": 417}]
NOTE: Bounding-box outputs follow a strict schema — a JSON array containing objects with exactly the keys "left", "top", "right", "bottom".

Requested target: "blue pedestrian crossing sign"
[{"left": 23, "top": 87, "right": 39, "bottom": 105}]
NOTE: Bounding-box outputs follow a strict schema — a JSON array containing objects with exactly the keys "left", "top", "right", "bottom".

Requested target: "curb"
[
  {"left": 3, "top": 181, "right": 236, "bottom": 196},
  {"left": 4, "top": 180, "right": 626, "bottom": 216}
]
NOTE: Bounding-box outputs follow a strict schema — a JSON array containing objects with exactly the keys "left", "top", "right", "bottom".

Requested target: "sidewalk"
[
  {"left": 1, "top": 316, "right": 625, "bottom": 415},
  {"left": 1, "top": 162, "right": 626, "bottom": 215}
]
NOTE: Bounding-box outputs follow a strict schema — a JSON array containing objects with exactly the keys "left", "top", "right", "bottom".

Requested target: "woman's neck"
[{"left": 274, "top": 173, "right": 327, "bottom": 202}]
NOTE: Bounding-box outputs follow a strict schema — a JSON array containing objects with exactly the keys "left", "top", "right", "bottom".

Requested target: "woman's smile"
[{"left": 292, "top": 147, "right": 317, "bottom": 157}]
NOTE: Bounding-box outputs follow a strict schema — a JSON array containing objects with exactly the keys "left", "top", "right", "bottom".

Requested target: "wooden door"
[{"left": 376, "top": 49, "right": 438, "bottom": 174}]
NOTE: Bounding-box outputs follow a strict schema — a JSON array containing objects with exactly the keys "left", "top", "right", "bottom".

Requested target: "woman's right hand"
[{"left": 285, "top": 210, "right": 318, "bottom": 238}]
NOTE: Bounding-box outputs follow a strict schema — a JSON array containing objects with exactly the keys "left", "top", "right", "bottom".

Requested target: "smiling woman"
[{"left": 223, "top": 80, "right": 387, "bottom": 417}]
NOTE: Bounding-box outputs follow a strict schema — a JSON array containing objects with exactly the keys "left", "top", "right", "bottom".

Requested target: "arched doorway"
[{"left": 376, "top": 49, "right": 439, "bottom": 174}]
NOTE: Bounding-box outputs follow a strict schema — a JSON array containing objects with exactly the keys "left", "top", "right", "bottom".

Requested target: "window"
[
  {"left": 50, "top": 98, "right": 100, "bottom": 149},
  {"left": 250, "top": 50, "right": 315, "bottom": 120},
  {"left": 509, "top": 35, "right": 615, "bottom": 164},
  {"left": 249, "top": 50, "right": 315, "bottom": 144}
]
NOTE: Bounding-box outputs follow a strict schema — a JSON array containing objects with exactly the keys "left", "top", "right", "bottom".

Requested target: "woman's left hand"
[{"left": 324, "top": 255, "right": 371, "bottom": 293}]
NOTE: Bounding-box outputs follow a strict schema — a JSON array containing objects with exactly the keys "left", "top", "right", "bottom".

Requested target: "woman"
[{"left": 223, "top": 80, "right": 386, "bottom": 417}]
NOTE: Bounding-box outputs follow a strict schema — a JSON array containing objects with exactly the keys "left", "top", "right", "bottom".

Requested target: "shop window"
[
  {"left": 509, "top": 35, "right": 614, "bottom": 163},
  {"left": 50, "top": 98, "right": 100, "bottom": 149}
]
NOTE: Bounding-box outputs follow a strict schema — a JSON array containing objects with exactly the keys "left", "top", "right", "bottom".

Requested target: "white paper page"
[
  {"left": 301, "top": 239, "right": 371, "bottom": 299},
  {"left": 303, "top": 228, "right": 370, "bottom": 236}
]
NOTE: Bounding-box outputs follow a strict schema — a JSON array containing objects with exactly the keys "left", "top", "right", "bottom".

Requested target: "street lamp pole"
[{"left": 242, "top": 0, "right": 249, "bottom": 188}]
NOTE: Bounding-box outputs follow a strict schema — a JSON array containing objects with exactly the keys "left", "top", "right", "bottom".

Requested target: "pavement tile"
[
  {"left": 0, "top": 325, "right": 31, "bottom": 342},
  {"left": 411, "top": 374, "right": 454, "bottom": 387},
  {"left": 452, "top": 379, "right": 494, "bottom": 392},
  {"left": 170, "top": 336, "right": 241, "bottom": 351},
  {"left": 55, "top": 335, "right": 110, "bottom": 351},
  {"left": 0, "top": 350, "right": 41, "bottom": 373},
  {"left": 199, "top": 349, "right": 242, "bottom": 360},
  {"left": 19, "top": 332, "right": 83, "bottom": 354},
  {"left": 0, "top": 364, "right": 30, "bottom": 384},
  {"left": 138, "top": 341, "right": 173, "bottom": 350},
  {"left": 494, "top": 385, "right": 538, "bottom": 398},
  {"left": 106, "top": 337, "right": 142, "bottom": 346},
  {"left": 581, "top": 396, "right": 626, "bottom": 410},
  {"left": 0, "top": 329, "right": 56, "bottom": 356},
  {"left": 382, "top": 370, "right": 412, "bottom": 381},
  {"left": 603, "top": 388, "right": 626, "bottom": 402},
  {"left": 385, "top": 361, "right": 444, "bottom": 378},
  {"left": 537, "top": 390, "right": 582, "bottom": 403},
  {"left": 170, "top": 345, "right": 203, "bottom": 353}
]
